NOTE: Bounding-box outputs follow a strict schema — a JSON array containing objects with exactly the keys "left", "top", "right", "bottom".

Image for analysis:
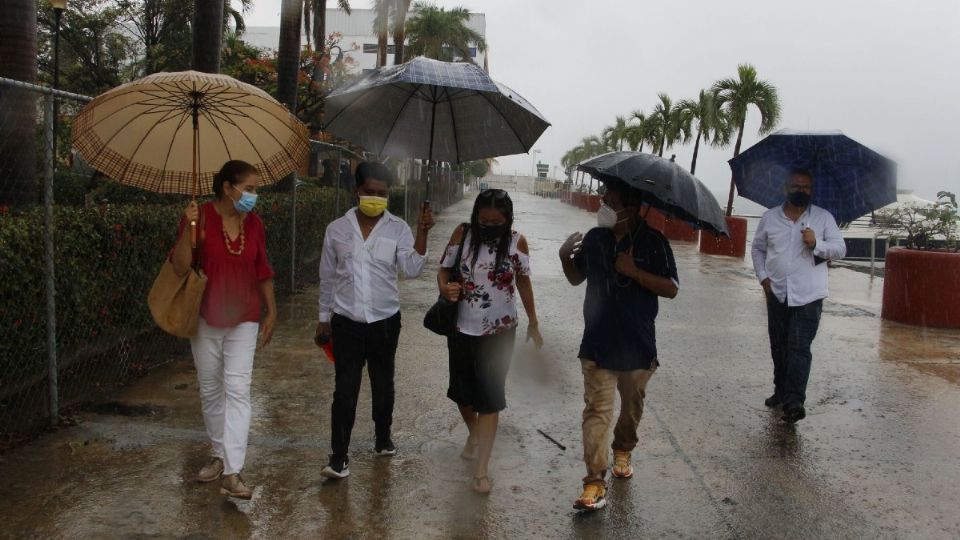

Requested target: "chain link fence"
[{"left": 0, "top": 77, "right": 465, "bottom": 446}]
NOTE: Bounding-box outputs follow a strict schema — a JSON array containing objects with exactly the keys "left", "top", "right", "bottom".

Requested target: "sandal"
[{"left": 471, "top": 475, "right": 491, "bottom": 494}]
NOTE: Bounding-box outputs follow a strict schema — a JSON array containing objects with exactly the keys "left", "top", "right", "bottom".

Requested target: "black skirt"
[{"left": 446, "top": 328, "right": 517, "bottom": 413}]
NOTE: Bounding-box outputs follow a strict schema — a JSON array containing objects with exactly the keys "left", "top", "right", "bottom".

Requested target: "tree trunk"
[
  {"left": 638, "top": 141, "right": 644, "bottom": 153},
  {"left": 315, "top": 0, "right": 326, "bottom": 49},
  {"left": 377, "top": 33, "right": 388, "bottom": 67},
  {"left": 277, "top": 0, "right": 303, "bottom": 113},
  {"left": 690, "top": 129, "right": 702, "bottom": 175},
  {"left": 393, "top": 29, "right": 405, "bottom": 65},
  {"left": 0, "top": 0, "right": 38, "bottom": 205},
  {"left": 392, "top": 0, "right": 411, "bottom": 65},
  {"left": 725, "top": 121, "right": 746, "bottom": 216},
  {"left": 193, "top": 0, "right": 223, "bottom": 73},
  {"left": 658, "top": 133, "right": 665, "bottom": 157},
  {"left": 276, "top": 0, "right": 303, "bottom": 192}
]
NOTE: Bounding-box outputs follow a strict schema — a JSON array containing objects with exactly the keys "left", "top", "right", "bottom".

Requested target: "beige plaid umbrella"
[{"left": 72, "top": 71, "right": 309, "bottom": 196}]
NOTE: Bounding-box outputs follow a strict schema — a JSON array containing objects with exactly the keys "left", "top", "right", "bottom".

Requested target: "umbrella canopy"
[
  {"left": 72, "top": 71, "right": 309, "bottom": 195},
  {"left": 729, "top": 129, "right": 897, "bottom": 223},
  {"left": 323, "top": 56, "right": 550, "bottom": 164},
  {"left": 577, "top": 151, "right": 729, "bottom": 236}
]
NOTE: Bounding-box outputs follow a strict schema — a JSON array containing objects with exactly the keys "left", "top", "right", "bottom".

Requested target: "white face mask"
[{"left": 597, "top": 203, "right": 620, "bottom": 228}]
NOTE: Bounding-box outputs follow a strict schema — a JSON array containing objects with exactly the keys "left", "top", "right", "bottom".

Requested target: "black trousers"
[
  {"left": 765, "top": 294, "right": 823, "bottom": 405},
  {"left": 330, "top": 312, "right": 402, "bottom": 459}
]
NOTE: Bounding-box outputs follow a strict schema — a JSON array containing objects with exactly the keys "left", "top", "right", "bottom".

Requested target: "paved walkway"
[{"left": 1, "top": 192, "right": 959, "bottom": 538}]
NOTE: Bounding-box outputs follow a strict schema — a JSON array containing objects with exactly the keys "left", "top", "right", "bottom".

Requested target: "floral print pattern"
[{"left": 441, "top": 230, "right": 530, "bottom": 336}]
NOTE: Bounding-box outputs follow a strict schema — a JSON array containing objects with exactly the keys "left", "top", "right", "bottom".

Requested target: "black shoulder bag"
[{"left": 423, "top": 224, "right": 469, "bottom": 336}]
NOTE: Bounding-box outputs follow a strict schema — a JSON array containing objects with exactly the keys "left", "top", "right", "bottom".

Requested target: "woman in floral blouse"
[{"left": 438, "top": 189, "right": 544, "bottom": 494}]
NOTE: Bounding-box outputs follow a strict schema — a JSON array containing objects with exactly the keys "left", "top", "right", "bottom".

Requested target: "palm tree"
[
  {"left": 676, "top": 89, "right": 731, "bottom": 175},
  {"left": 391, "top": 0, "right": 413, "bottom": 65},
  {"left": 193, "top": 0, "right": 223, "bottom": 72},
  {"left": 713, "top": 63, "right": 781, "bottom": 215},
  {"left": 627, "top": 110, "right": 661, "bottom": 153},
  {"left": 651, "top": 93, "right": 693, "bottom": 158},
  {"left": 225, "top": 0, "right": 252, "bottom": 35},
  {"left": 372, "top": 0, "right": 390, "bottom": 67},
  {"left": 405, "top": 2, "right": 486, "bottom": 63},
  {"left": 602, "top": 115, "right": 630, "bottom": 152},
  {"left": 277, "top": 0, "right": 303, "bottom": 109},
  {"left": 303, "top": 1, "right": 351, "bottom": 50},
  {"left": 0, "top": 0, "right": 38, "bottom": 204}
]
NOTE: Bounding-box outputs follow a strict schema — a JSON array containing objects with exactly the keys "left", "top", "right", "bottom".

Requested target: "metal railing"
[{"left": 0, "top": 77, "right": 465, "bottom": 442}]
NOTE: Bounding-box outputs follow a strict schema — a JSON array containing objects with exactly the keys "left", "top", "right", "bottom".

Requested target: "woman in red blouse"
[{"left": 171, "top": 160, "right": 276, "bottom": 500}]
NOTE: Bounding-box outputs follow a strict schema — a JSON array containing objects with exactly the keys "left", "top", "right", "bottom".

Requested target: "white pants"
[{"left": 190, "top": 318, "right": 259, "bottom": 475}]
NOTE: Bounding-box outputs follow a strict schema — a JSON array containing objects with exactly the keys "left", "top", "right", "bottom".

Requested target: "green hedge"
[
  {"left": 0, "top": 187, "right": 341, "bottom": 383},
  {"left": 0, "top": 203, "right": 181, "bottom": 380},
  {"left": 260, "top": 187, "right": 343, "bottom": 295}
]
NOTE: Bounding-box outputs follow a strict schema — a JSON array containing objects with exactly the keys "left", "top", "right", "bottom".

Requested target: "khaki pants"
[{"left": 581, "top": 359, "right": 656, "bottom": 487}]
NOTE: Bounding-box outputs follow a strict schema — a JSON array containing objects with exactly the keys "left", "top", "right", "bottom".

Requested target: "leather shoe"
[
  {"left": 764, "top": 394, "right": 784, "bottom": 408},
  {"left": 782, "top": 403, "right": 806, "bottom": 424}
]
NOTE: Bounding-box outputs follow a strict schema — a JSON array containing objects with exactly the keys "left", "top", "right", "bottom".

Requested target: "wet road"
[{"left": 2, "top": 191, "right": 959, "bottom": 539}]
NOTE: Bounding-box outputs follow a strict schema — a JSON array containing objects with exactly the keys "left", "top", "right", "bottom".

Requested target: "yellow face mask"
[{"left": 358, "top": 195, "right": 388, "bottom": 217}]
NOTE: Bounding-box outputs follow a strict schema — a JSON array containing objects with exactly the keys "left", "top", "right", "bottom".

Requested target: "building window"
[{"left": 363, "top": 43, "right": 396, "bottom": 54}]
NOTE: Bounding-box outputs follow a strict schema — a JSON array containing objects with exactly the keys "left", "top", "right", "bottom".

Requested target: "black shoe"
[
  {"left": 764, "top": 394, "right": 784, "bottom": 408},
  {"left": 782, "top": 403, "right": 806, "bottom": 424},
  {"left": 374, "top": 438, "right": 397, "bottom": 456},
  {"left": 321, "top": 455, "right": 350, "bottom": 479}
]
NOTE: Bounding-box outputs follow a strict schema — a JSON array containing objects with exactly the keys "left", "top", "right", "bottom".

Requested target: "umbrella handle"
[{"left": 190, "top": 220, "right": 198, "bottom": 250}]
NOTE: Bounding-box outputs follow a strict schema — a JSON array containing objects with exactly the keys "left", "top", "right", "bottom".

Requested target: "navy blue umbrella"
[
  {"left": 729, "top": 129, "right": 897, "bottom": 223},
  {"left": 578, "top": 151, "right": 729, "bottom": 236}
]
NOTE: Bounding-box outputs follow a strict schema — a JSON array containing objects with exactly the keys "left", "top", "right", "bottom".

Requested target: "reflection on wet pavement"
[{"left": 1, "top": 192, "right": 958, "bottom": 538}]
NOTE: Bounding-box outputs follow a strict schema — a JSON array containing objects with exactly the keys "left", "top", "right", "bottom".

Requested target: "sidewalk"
[{"left": 0, "top": 192, "right": 958, "bottom": 538}]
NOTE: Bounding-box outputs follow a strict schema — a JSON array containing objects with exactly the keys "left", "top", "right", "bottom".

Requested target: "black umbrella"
[
  {"left": 577, "top": 151, "right": 729, "bottom": 236},
  {"left": 324, "top": 56, "right": 550, "bottom": 197}
]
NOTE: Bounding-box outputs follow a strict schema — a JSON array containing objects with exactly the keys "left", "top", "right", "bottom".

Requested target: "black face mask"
[
  {"left": 787, "top": 191, "right": 811, "bottom": 207},
  {"left": 478, "top": 224, "right": 506, "bottom": 242}
]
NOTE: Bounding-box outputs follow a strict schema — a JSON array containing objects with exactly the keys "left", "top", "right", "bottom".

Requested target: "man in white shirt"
[
  {"left": 751, "top": 170, "right": 846, "bottom": 424},
  {"left": 315, "top": 161, "right": 434, "bottom": 479}
]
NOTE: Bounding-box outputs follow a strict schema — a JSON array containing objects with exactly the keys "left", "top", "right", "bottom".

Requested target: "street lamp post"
[
  {"left": 318, "top": 45, "right": 344, "bottom": 83},
  {"left": 51, "top": 0, "right": 67, "bottom": 172},
  {"left": 530, "top": 148, "right": 541, "bottom": 194}
]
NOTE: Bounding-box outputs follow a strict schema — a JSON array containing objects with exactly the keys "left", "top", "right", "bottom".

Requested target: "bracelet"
[{"left": 528, "top": 321, "right": 539, "bottom": 327}]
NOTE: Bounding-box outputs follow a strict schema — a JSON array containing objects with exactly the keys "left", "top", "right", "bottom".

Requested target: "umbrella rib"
[
  {"left": 378, "top": 83, "right": 420, "bottom": 156},
  {"left": 445, "top": 87, "right": 462, "bottom": 164},
  {"left": 80, "top": 94, "right": 183, "bottom": 137},
  {"left": 476, "top": 91, "right": 529, "bottom": 156},
  {"left": 117, "top": 106, "right": 191, "bottom": 186},
  {"left": 197, "top": 93, "right": 307, "bottom": 179},
  {"left": 321, "top": 84, "right": 368, "bottom": 128},
  {"left": 157, "top": 109, "right": 194, "bottom": 185},
  {"left": 209, "top": 113, "right": 234, "bottom": 163},
  {"left": 215, "top": 110, "right": 277, "bottom": 180},
  {"left": 88, "top": 103, "right": 187, "bottom": 179}
]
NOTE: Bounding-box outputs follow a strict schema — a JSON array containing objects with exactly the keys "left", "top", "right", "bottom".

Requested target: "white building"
[{"left": 243, "top": 8, "right": 488, "bottom": 73}]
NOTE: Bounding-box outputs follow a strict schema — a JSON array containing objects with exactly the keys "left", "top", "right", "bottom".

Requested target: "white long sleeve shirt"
[
  {"left": 318, "top": 208, "right": 426, "bottom": 324},
  {"left": 752, "top": 204, "right": 847, "bottom": 307}
]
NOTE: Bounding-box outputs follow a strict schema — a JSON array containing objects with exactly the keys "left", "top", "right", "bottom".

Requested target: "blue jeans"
[{"left": 765, "top": 294, "right": 822, "bottom": 405}]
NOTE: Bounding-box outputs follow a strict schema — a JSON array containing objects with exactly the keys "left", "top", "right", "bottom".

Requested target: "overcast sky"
[{"left": 244, "top": 0, "right": 960, "bottom": 202}]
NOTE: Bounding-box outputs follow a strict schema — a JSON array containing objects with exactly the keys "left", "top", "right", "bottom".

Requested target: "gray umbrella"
[
  {"left": 324, "top": 56, "right": 550, "bottom": 195},
  {"left": 578, "top": 151, "right": 729, "bottom": 236}
]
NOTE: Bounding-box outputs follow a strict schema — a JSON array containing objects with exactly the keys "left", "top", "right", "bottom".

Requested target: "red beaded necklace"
[{"left": 222, "top": 217, "right": 245, "bottom": 256}]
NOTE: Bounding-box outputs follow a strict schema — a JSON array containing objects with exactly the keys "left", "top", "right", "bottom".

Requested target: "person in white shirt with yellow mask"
[
  {"left": 752, "top": 169, "right": 846, "bottom": 424},
  {"left": 315, "top": 161, "right": 434, "bottom": 479}
]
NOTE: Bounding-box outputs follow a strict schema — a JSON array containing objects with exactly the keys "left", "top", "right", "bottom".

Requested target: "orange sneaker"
[
  {"left": 612, "top": 450, "right": 633, "bottom": 479},
  {"left": 573, "top": 484, "right": 607, "bottom": 511}
]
